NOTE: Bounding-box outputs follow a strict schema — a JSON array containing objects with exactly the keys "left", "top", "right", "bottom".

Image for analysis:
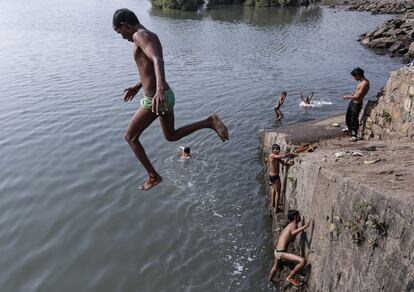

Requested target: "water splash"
[{"left": 299, "top": 100, "right": 333, "bottom": 108}]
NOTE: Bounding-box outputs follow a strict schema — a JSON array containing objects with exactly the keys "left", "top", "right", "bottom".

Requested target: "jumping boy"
[
  {"left": 268, "top": 210, "right": 314, "bottom": 286},
  {"left": 113, "top": 9, "right": 229, "bottom": 190}
]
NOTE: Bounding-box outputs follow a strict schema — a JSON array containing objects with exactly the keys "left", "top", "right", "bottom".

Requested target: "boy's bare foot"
[
  {"left": 138, "top": 175, "right": 163, "bottom": 191},
  {"left": 286, "top": 277, "right": 302, "bottom": 287},
  {"left": 210, "top": 114, "right": 229, "bottom": 141}
]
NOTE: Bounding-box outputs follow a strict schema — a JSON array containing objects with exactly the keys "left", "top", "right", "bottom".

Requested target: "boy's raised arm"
[{"left": 291, "top": 218, "right": 313, "bottom": 236}]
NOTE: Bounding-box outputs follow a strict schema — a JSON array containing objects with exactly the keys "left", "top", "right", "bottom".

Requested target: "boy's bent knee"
[
  {"left": 125, "top": 133, "right": 139, "bottom": 144},
  {"left": 164, "top": 134, "right": 178, "bottom": 142},
  {"left": 299, "top": 258, "right": 306, "bottom": 266}
]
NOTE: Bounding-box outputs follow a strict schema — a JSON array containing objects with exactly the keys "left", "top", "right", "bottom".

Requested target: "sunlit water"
[{"left": 0, "top": 0, "right": 400, "bottom": 291}]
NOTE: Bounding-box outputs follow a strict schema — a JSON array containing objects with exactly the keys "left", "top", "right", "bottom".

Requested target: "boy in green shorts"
[{"left": 113, "top": 8, "right": 229, "bottom": 190}]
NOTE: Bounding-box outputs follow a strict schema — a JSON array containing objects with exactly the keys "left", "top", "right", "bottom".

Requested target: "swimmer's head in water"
[
  {"left": 351, "top": 67, "right": 365, "bottom": 81},
  {"left": 184, "top": 147, "right": 191, "bottom": 154},
  {"left": 287, "top": 210, "right": 300, "bottom": 222},
  {"left": 271, "top": 144, "right": 280, "bottom": 153},
  {"left": 113, "top": 9, "right": 139, "bottom": 42},
  {"left": 281, "top": 91, "right": 287, "bottom": 97}
]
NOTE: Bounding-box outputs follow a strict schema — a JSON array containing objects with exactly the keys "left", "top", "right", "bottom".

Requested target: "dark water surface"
[{"left": 0, "top": 0, "right": 400, "bottom": 291}]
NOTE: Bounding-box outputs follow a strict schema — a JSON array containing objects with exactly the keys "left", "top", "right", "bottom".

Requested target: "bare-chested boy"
[
  {"left": 268, "top": 144, "right": 294, "bottom": 212},
  {"left": 268, "top": 210, "right": 314, "bottom": 286},
  {"left": 343, "top": 67, "right": 370, "bottom": 142},
  {"left": 275, "top": 92, "right": 287, "bottom": 121},
  {"left": 113, "top": 9, "right": 229, "bottom": 190},
  {"left": 180, "top": 147, "right": 192, "bottom": 159},
  {"left": 300, "top": 91, "right": 314, "bottom": 105}
]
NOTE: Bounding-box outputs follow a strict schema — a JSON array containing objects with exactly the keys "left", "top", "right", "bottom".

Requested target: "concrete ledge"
[
  {"left": 261, "top": 116, "right": 346, "bottom": 148},
  {"left": 261, "top": 118, "right": 414, "bottom": 291}
]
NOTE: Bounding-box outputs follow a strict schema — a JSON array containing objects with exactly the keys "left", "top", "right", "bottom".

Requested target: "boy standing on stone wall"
[
  {"left": 343, "top": 67, "right": 370, "bottom": 141},
  {"left": 268, "top": 144, "right": 294, "bottom": 212}
]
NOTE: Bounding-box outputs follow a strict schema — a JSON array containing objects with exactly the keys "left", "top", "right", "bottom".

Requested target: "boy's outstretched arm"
[
  {"left": 280, "top": 159, "right": 294, "bottom": 166},
  {"left": 291, "top": 218, "right": 313, "bottom": 236}
]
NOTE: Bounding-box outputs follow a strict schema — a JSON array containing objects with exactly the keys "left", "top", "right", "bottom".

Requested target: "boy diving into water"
[{"left": 113, "top": 9, "right": 229, "bottom": 190}]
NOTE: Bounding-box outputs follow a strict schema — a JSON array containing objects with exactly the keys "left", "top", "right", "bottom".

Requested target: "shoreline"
[{"left": 326, "top": 0, "right": 414, "bottom": 63}]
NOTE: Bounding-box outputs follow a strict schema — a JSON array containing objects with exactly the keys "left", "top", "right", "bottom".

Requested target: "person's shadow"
[
  {"left": 280, "top": 164, "right": 291, "bottom": 210},
  {"left": 299, "top": 216, "right": 315, "bottom": 255},
  {"left": 298, "top": 217, "right": 315, "bottom": 289},
  {"left": 280, "top": 158, "right": 297, "bottom": 212},
  {"left": 274, "top": 119, "right": 284, "bottom": 128},
  {"left": 360, "top": 87, "right": 384, "bottom": 138}
]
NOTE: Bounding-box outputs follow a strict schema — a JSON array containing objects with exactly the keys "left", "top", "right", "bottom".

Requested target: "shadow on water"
[
  {"left": 294, "top": 4, "right": 323, "bottom": 24},
  {"left": 150, "top": 3, "right": 322, "bottom": 27},
  {"left": 299, "top": 216, "right": 315, "bottom": 257}
]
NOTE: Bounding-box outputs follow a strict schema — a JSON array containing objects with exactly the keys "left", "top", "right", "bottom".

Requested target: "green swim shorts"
[{"left": 140, "top": 89, "right": 175, "bottom": 114}]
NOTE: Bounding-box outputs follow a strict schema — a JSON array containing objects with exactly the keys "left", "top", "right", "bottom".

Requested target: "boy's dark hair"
[
  {"left": 351, "top": 67, "right": 364, "bottom": 78},
  {"left": 113, "top": 8, "right": 139, "bottom": 29},
  {"left": 287, "top": 210, "right": 300, "bottom": 222},
  {"left": 282, "top": 91, "right": 287, "bottom": 96},
  {"left": 184, "top": 147, "right": 191, "bottom": 154},
  {"left": 272, "top": 144, "right": 280, "bottom": 151}
]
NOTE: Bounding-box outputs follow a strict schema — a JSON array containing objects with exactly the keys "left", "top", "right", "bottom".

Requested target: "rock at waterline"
[
  {"left": 408, "top": 42, "right": 414, "bottom": 56},
  {"left": 389, "top": 41, "right": 403, "bottom": 54},
  {"left": 359, "top": 11, "right": 414, "bottom": 63}
]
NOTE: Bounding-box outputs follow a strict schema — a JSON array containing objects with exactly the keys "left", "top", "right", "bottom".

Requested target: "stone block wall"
[
  {"left": 361, "top": 67, "right": 414, "bottom": 141},
  {"left": 260, "top": 130, "right": 414, "bottom": 292}
]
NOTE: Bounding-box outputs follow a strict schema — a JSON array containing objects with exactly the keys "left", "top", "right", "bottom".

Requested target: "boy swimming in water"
[
  {"left": 300, "top": 92, "right": 314, "bottom": 105},
  {"left": 268, "top": 210, "right": 314, "bottom": 286},
  {"left": 275, "top": 92, "right": 287, "bottom": 121},
  {"left": 113, "top": 9, "right": 229, "bottom": 190},
  {"left": 180, "top": 147, "right": 192, "bottom": 159},
  {"left": 268, "top": 144, "right": 294, "bottom": 212}
]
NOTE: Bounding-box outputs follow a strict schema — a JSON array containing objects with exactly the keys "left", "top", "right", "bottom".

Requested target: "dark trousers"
[{"left": 345, "top": 101, "right": 363, "bottom": 136}]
